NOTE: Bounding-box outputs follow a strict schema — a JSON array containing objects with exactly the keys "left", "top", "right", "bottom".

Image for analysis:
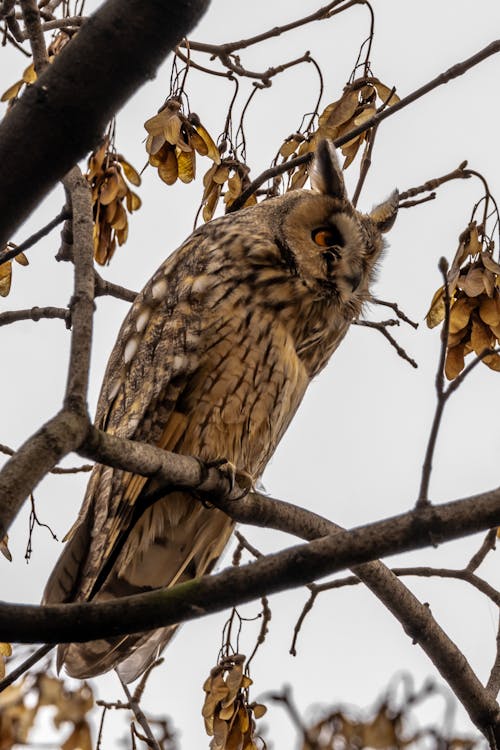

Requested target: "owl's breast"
[{"left": 175, "top": 303, "right": 309, "bottom": 477}]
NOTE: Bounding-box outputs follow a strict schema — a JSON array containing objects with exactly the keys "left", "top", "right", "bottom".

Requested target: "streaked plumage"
[{"left": 43, "top": 142, "right": 398, "bottom": 681}]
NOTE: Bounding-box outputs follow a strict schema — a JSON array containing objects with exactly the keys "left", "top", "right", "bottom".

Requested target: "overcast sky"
[{"left": 1, "top": 1, "right": 500, "bottom": 747}]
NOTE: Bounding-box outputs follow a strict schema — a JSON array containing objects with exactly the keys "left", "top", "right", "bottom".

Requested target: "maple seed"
[
  {"left": 144, "top": 98, "right": 220, "bottom": 189},
  {"left": 427, "top": 220, "right": 500, "bottom": 378},
  {"left": 85, "top": 137, "right": 142, "bottom": 265}
]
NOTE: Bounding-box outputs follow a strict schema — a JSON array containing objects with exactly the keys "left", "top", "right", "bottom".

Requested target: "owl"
[{"left": 43, "top": 141, "right": 398, "bottom": 682}]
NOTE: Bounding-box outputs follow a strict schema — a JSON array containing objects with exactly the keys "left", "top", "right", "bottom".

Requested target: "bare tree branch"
[
  {"left": 0, "top": 0, "right": 211, "bottom": 246},
  {"left": 229, "top": 40, "right": 500, "bottom": 211},
  {"left": 0, "top": 305, "right": 70, "bottom": 327}
]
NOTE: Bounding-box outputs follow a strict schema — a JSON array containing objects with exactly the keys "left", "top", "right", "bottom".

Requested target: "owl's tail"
[{"left": 57, "top": 626, "right": 177, "bottom": 683}]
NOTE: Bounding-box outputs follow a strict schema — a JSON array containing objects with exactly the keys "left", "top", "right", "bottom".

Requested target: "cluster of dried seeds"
[
  {"left": 0, "top": 246, "right": 29, "bottom": 297},
  {"left": 278, "top": 76, "right": 399, "bottom": 189},
  {"left": 1, "top": 32, "right": 71, "bottom": 104},
  {"left": 202, "top": 654, "right": 266, "bottom": 750},
  {"left": 426, "top": 221, "right": 500, "bottom": 378},
  {"left": 145, "top": 98, "right": 220, "bottom": 186},
  {"left": 0, "top": 671, "right": 93, "bottom": 750},
  {"left": 85, "top": 137, "right": 142, "bottom": 265},
  {"left": 202, "top": 159, "right": 257, "bottom": 221}
]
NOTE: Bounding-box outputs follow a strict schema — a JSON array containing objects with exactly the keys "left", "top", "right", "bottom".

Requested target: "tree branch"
[
  {"left": 61, "top": 167, "right": 95, "bottom": 416},
  {"left": 229, "top": 39, "right": 500, "bottom": 212},
  {"left": 0, "top": 0, "right": 211, "bottom": 247}
]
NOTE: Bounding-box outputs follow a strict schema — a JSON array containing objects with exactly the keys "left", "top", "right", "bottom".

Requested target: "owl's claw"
[{"left": 206, "top": 458, "right": 254, "bottom": 499}]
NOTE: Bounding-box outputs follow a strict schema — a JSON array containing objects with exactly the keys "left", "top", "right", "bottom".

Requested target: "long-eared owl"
[{"left": 43, "top": 141, "right": 398, "bottom": 682}]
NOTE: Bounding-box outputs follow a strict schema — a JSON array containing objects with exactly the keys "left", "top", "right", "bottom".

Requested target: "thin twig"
[
  {"left": 399, "top": 161, "right": 469, "bottom": 202},
  {"left": 371, "top": 297, "right": 418, "bottom": 328},
  {"left": 466, "top": 529, "right": 497, "bottom": 573},
  {"left": 180, "top": 0, "right": 360, "bottom": 55},
  {"left": 391, "top": 566, "right": 500, "bottom": 606},
  {"left": 0, "top": 209, "right": 70, "bottom": 267},
  {"left": 119, "top": 676, "right": 162, "bottom": 750},
  {"left": 352, "top": 124, "right": 378, "bottom": 206},
  {"left": 0, "top": 441, "right": 92, "bottom": 473},
  {"left": 417, "top": 258, "right": 450, "bottom": 506},
  {"left": 0, "top": 306, "right": 70, "bottom": 328},
  {"left": 0, "top": 644, "right": 54, "bottom": 693},
  {"left": 487, "top": 618, "right": 500, "bottom": 698},
  {"left": 229, "top": 40, "right": 500, "bottom": 211},
  {"left": 94, "top": 271, "right": 138, "bottom": 303},
  {"left": 355, "top": 318, "right": 418, "bottom": 368}
]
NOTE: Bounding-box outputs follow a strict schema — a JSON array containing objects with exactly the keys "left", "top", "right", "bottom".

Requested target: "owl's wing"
[{"left": 43, "top": 233, "right": 211, "bottom": 607}]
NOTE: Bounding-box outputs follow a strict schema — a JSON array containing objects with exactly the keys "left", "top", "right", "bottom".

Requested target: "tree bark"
[{"left": 0, "top": 0, "right": 211, "bottom": 246}]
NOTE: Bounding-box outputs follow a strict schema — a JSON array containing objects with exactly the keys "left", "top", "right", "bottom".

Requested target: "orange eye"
[{"left": 312, "top": 226, "right": 344, "bottom": 248}]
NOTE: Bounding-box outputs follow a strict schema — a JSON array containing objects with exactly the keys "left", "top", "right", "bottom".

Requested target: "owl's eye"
[{"left": 312, "top": 226, "right": 345, "bottom": 248}]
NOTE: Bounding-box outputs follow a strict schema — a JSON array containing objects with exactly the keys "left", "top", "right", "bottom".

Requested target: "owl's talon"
[{"left": 206, "top": 458, "right": 253, "bottom": 498}]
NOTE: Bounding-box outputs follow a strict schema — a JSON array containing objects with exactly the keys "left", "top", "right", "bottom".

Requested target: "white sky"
[{"left": 1, "top": 0, "right": 500, "bottom": 747}]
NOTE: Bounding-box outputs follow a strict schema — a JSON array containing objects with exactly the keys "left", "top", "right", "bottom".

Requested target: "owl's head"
[{"left": 268, "top": 140, "right": 398, "bottom": 314}]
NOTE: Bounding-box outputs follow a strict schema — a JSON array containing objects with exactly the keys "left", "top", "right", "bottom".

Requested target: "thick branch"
[
  {"left": 61, "top": 167, "right": 95, "bottom": 415},
  {"left": 1, "top": 490, "right": 500, "bottom": 641},
  {"left": 0, "top": 410, "right": 88, "bottom": 538},
  {"left": 0, "top": 0, "right": 210, "bottom": 246}
]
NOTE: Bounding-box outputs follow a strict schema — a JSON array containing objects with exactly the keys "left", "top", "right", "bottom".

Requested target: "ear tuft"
[
  {"left": 369, "top": 189, "right": 399, "bottom": 233},
  {"left": 310, "top": 140, "right": 347, "bottom": 200}
]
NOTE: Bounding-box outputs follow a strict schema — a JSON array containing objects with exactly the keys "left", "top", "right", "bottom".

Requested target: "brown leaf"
[
  {"left": 450, "top": 241, "right": 468, "bottom": 273},
  {"left": 221, "top": 663, "right": 243, "bottom": 708},
  {"left": 251, "top": 703, "right": 267, "bottom": 719},
  {"left": 471, "top": 316, "right": 493, "bottom": 357},
  {"left": 158, "top": 148, "right": 179, "bottom": 185},
  {"left": 353, "top": 104, "right": 376, "bottom": 127},
  {"left": 99, "top": 170, "right": 120, "bottom": 205},
  {"left": 212, "top": 717, "right": 229, "bottom": 749},
  {"left": 0, "top": 534, "right": 12, "bottom": 561},
  {"left": 458, "top": 267, "right": 485, "bottom": 297},
  {"left": 341, "top": 136, "right": 363, "bottom": 169},
  {"left": 481, "top": 251, "right": 500, "bottom": 275},
  {"left": 213, "top": 165, "right": 231, "bottom": 185},
  {"left": 118, "top": 157, "right": 141, "bottom": 186},
  {"left": 110, "top": 202, "right": 128, "bottom": 231},
  {"left": 14, "top": 251, "right": 29, "bottom": 266},
  {"left": 86, "top": 138, "right": 109, "bottom": 179},
  {"left": 0, "top": 642, "right": 11, "bottom": 680},
  {"left": 445, "top": 342, "right": 465, "bottom": 380},
  {"left": 195, "top": 124, "right": 221, "bottom": 164},
  {"left": 203, "top": 163, "right": 219, "bottom": 191},
  {"left": 482, "top": 350, "right": 500, "bottom": 371},
  {"left": 373, "top": 80, "right": 400, "bottom": 105},
  {"left": 362, "top": 710, "right": 398, "bottom": 749},
  {"left": 126, "top": 190, "right": 142, "bottom": 212},
  {"left": 449, "top": 296, "right": 477, "bottom": 333},
  {"left": 202, "top": 674, "right": 229, "bottom": 719},
  {"left": 466, "top": 223, "right": 482, "bottom": 256},
  {"left": 177, "top": 149, "right": 196, "bottom": 183},
  {"left": 22, "top": 63, "right": 37, "bottom": 84},
  {"left": 290, "top": 165, "right": 309, "bottom": 189},
  {"left": 426, "top": 286, "right": 446, "bottom": 328},
  {"left": 1, "top": 79, "right": 24, "bottom": 102},
  {"left": 61, "top": 721, "right": 92, "bottom": 750},
  {"left": 319, "top": 89, "right": 359, "bottom": 132},
  {"left": 479, "top": 289, "right": 500, "bottom": 326},
  {"left": 279, "top": 137, "right": 300, "bottom": 158},
  {"left": 203, "top": 184, "right": 222, "bottom": 222},
  {"left": 116, "top": 224, "right": 128, "bottom": 247},
  {"left": 0, "top": 261, "right": 12, "bottom": 297}
]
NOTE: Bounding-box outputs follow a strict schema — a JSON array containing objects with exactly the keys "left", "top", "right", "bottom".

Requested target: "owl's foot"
[{"left": 206, "top": 458, "right": 254, "bottom": 499}]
